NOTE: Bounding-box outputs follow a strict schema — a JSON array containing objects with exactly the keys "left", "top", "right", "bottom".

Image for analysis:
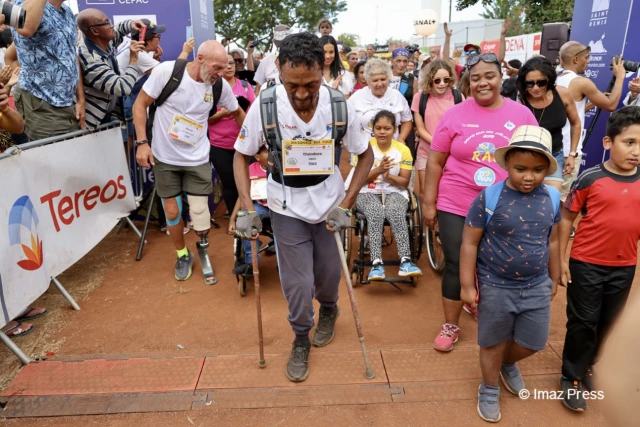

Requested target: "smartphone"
[
  {"left": 251, "top": 38, "right": 259, "bottom": 48},
  {"left": 138, "top": 25, "right": 147, "bottom": 42}
]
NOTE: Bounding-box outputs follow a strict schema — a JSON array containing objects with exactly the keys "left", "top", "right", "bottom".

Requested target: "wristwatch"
[
  {"left": 135, "top": 139, "right": 149, "bottom": 147},
  {"left": 569, "top": 152, "right": 578, "bottom": 158}
]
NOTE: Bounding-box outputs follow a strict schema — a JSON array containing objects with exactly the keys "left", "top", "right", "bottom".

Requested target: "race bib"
[
  {"left": 282, "top": 139, "right": 334, "bottom": 176},
  {"left": 168, "top": 114, "right": 204, "bottom": 146},
  {"left": 250, "top": 178, "right": 268, "bottom": 201}
]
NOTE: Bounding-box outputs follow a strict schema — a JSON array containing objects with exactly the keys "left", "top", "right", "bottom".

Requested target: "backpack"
[
  {"left": 397, "top": 72, "right": 415, "bottom": 101},
  {"left": 483, "top": 181, "right": 560, "bottom": 236},
  {"left": 146, "top": 59, "right": 223, "bottom": 143},
  {"left": 418, "top": 88, "right": 463, "bottom": 118},
  {"left": 259, "top": 84, "right": 348, "bottom": 191}
]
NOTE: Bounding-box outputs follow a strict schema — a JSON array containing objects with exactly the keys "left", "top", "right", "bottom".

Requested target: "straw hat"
[{"left": 494, "top": 125, "right": 558, "bottom": 175}]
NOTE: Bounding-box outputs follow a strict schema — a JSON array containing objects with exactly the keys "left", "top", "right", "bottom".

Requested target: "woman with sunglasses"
[
  {"left": 517, "top": 56, "right": 581, "bottom": 190},
  {"left": 208, "top": 54, "right": 256, "bottom": 218},
  {"left": 412, "top": 59, "right": 463, "bottom": 193},
  {"left": 423, "top": 52, "right": 537, "bottom": 353}
]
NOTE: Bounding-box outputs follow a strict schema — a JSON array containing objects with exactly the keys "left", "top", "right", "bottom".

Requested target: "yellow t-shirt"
[{"left": 350, "top": 138, "right": 413, "bottom": 198}]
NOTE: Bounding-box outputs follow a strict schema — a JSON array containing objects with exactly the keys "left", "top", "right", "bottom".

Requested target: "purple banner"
[
  {"left": 570, "top": 0, "right": 638, "bottom": 170},
  {"left": 77, "top": 0, "right": 193, "bottom": 61}
]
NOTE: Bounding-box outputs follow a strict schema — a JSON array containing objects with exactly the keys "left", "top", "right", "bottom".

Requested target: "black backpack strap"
[
  {"left": 147, "top": 59, "right": 188, "bottom": 143},
  {"left": 453, "top": 88, "right": 463, "bottom": 104},
  {"left": 209, "top": 78, "right": 224, "bottom": 117},
  {"left": 419, "top": 92, "right": 429, "bottom": 118},
  {"left": 326, "top": 85, "right": 348, "bottom": 143}
]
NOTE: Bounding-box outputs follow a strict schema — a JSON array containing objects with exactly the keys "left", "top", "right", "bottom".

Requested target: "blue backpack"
[{"left": 483, "top": 181, "right": 560, "bottom": 235}]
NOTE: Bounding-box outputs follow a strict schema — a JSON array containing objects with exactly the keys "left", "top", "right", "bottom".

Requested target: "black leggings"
[
  {"left": 209, "top": 145, "right": 238, "bottom": 214},
  {"left": 437, "top": 210, "right": 465, "bottom": 301}
]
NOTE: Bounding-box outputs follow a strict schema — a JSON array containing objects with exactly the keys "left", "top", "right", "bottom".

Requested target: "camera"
[
  {"left": 0, "top": 0, "right": 26, "bottom": 29},
  {"left": 405, "top": 44, "right": 420, "bottom": 55},
  {"left": 612, "top": 55, "right": 640, "bottom": 73}
]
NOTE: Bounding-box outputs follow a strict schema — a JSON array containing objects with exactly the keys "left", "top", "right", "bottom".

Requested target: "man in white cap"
[{"left": 253, "top": 24, "right": 291, "bottom": 94}]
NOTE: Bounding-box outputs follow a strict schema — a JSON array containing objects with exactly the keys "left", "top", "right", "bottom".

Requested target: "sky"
[{"left": 332, "top": 0, "right": 487, "bottom": 45}]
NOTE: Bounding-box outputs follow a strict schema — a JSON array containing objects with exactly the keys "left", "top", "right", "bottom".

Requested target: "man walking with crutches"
[{"left": 233, "top": 32, "right": 374, "bottom": 382}]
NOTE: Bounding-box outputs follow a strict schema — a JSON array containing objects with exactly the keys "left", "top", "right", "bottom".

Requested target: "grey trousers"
[{"left": 270, "top": 210, "right": 342, "bottom": 336}]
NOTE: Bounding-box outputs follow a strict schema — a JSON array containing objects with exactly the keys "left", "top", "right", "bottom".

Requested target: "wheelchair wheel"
[
  {"left": 426, "top": 221, "right": 445, "bottom": 273},
  {"left": 411, "top": 192, "right": 423, "bottom": 261},
  {"left": 238, "top": 277, "right": 247, "bottom": 296}
]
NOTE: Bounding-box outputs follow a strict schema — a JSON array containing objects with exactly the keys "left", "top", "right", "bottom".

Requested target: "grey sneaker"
[
  {"left": 286, "top": 340, "right": 311, "bottom": 382},
  {"left": 477, "top": 382, "right": 501, "bottom": 423},
  {"left": 312, "top": 305, "right": 340, "bottom": 347},
  {"left": 174, "top": 251, "right": 194, "bottom": 281},
  {"left": 500, "top": 363, "right": 525, "bottom": 394}
]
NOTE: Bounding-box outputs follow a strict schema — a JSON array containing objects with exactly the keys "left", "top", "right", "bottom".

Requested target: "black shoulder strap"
[
  {"left": 209, "top": 78, "right": 224, "bottom": 117},
  {"left": 156, "top": 59, "right": 188, "bottom": 107},
  {"left": 453, "top": 88, "right": 463, "bottom": 104},
  {"left": 419, "top": 92, "right": 429, "bottom": 118},
  {"left": 147, "top": 59, "right": 188, "bottom": 142},
  {"left": 326, "top": 85, "right": 348, "bottom": 142}
]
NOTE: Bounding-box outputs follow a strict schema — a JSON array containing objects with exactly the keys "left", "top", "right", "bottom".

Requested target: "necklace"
[{"left": 529, "top": 93, "right": 548, "bottom": 124}]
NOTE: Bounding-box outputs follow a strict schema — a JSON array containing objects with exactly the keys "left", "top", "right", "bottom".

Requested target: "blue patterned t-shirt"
[
  {"left": 465, "top": 183, "right": 561, "bottom": 288},
  {"left": 12, "top": 1, "right": 79, "bottom": 107}
]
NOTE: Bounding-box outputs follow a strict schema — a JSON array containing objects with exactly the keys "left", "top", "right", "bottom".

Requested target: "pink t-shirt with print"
[
  {"left": 208, "top": 78, "right": 255, "bottom": 150},
  {"left": 430, "top": 97, "right": 537, "bottom": 217},
  {"left": 411, "top": 89, "right": 464, "bottom": 160}
]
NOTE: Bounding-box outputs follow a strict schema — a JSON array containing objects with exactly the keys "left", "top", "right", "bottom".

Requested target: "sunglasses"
[
  {"left": 234, "top": 58, "right": 246, "bottom": 64},
  {"left": 524, "top": 79, "right": 549, "bottom": 89},
  {"left": 88, "top": 20, "right": 113, "bottom": 29},
  {"left": 465, "top": 50, "right": 479, "bottom": 56},
  {"left": 466, "top": 52, "right": 500, "bottom": 68},
  {"left": 433, "top": 77, "right": 451, "bottom": 85},
  {"left": 574, "top": 46, "right": 591, "bottom": 57}
]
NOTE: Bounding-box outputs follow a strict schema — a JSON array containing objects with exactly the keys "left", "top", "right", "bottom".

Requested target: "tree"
[
  {"left": 479, "top": 0, "right": 526, "bottom": 37},
  {"left": 456, "top": 0, "right": 574, "bottom": 33},
  {"left": 336, "top": 33, "right": 359, "bottom": 47},
  {"left": 214, "top": 0, "right": 347, "bottom": 50}
]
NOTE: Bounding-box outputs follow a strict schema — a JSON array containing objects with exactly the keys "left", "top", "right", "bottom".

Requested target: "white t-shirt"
[
  {"left": 117, "top": 49, "right": 159, "bottom": 82},
  {"left": 254, "top": 52, "right": 279, "bottom": 85},
  {"left": 324, "top": 70, "right": 352, "bottom": 96},
  {"left": 143, "top": 61, "right": 239, "bottom": 167},
  {"left": 234, "top": 85, "right": 369, "bottom": 223},
  {"left": 347, "top": 87, "right": 413, "bottom": 149}
]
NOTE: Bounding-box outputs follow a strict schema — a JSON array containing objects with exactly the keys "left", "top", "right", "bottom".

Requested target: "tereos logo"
[{"left": 8, "top": 196, "right": 44, "bottom": 271}]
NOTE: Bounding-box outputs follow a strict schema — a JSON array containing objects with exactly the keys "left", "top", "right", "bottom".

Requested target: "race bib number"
[
  {"left": 282, "top": 139, "right": 334, "bottom": 176},
  {"left": 168, "top": 114, "right": 204, "bottom": 146},
  {"left": 250, "top": 178, "right": 268, "bottom": 201}
]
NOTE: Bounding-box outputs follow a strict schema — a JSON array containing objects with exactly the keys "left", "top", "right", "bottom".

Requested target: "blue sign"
[
  {"left": 189, "top": 0, "right": 216, "bottom": 51},
  {"left": 570, "top": 0, "right": 639, "bottom": 170},
  {"left": 77, "top": 0, "right": 212, "bottom": 61}
]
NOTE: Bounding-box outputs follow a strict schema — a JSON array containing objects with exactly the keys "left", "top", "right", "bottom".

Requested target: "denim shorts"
[
  {"left": 545, "top": 150, "right": 565, "bottom": 183},
  {"left": 477, "top": 278, "right": 552, "bottom": 351}
]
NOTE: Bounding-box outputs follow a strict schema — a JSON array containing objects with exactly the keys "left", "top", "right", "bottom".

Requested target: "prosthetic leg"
[{"left": 188, "top": 195, "right": 217, "bottom": 285}]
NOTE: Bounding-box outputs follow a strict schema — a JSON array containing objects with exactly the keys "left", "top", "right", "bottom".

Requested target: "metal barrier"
[{"left": 0, "top": 121, "right": 131, "bottom": 364}]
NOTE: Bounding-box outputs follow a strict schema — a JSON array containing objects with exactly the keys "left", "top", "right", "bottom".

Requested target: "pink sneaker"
[
  {"left": 463, "top": 304, "right": 478, "bottom": 321},
  {"left": 433, "top": 323, "right": 460, "bottom": 352}
]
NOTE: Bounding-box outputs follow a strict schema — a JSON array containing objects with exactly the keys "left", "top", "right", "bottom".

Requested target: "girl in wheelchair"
[
  {"left": 348, "top": 110, "right": 423, "bottom": 281},
  {"left": 228, "top": 145, "right": 275, "bottom": 275}
]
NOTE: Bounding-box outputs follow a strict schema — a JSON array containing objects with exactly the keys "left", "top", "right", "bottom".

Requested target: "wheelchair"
[
  {"left": 426, "top": 219, "right": 445, "bottom": 273},
  {"left": 233, "top": 212, "right": 275, "bottom": 297},
  {"left": 344, "top": 191, "right": 423, "bottom": 291}
]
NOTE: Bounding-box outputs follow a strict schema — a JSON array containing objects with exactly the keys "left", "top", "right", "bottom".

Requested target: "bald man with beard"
[
  {"left": 133, "top": 40, "right": 246, "bottom": 284},
  {"left": 77, "top": 9, "right": 146, "bottom": 129},
  {"left": 557, "top": 41, "right": 627, "bottom": 204}
]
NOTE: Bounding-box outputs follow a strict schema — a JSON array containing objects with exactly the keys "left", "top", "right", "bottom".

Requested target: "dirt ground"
[{"left": 0, "top": 156, "right": 636, "bottom": 427}]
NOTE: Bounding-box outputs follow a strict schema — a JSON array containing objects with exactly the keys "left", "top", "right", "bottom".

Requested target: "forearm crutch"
[
  {"left": 333, "top": 232, "right": 375, "bottom": 380},
  {"left": 251, "top": 237, "right": 266, "bottom": 368}
]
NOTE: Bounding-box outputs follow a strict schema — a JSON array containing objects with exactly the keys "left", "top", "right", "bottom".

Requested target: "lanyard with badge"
[{"left": 281, "top": 139, "right": 335, "bottom": 175}]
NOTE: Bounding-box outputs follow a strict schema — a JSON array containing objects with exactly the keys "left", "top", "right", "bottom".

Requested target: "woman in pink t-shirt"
[
  {"left": 421, "top": 53, "right": 537, "bottom": 353},
  {"left": 208, "top": 54, "right": 256, "bottom": 214},
  {"left": 411, "top": 59, "right": 464, "bottom": 193}
]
